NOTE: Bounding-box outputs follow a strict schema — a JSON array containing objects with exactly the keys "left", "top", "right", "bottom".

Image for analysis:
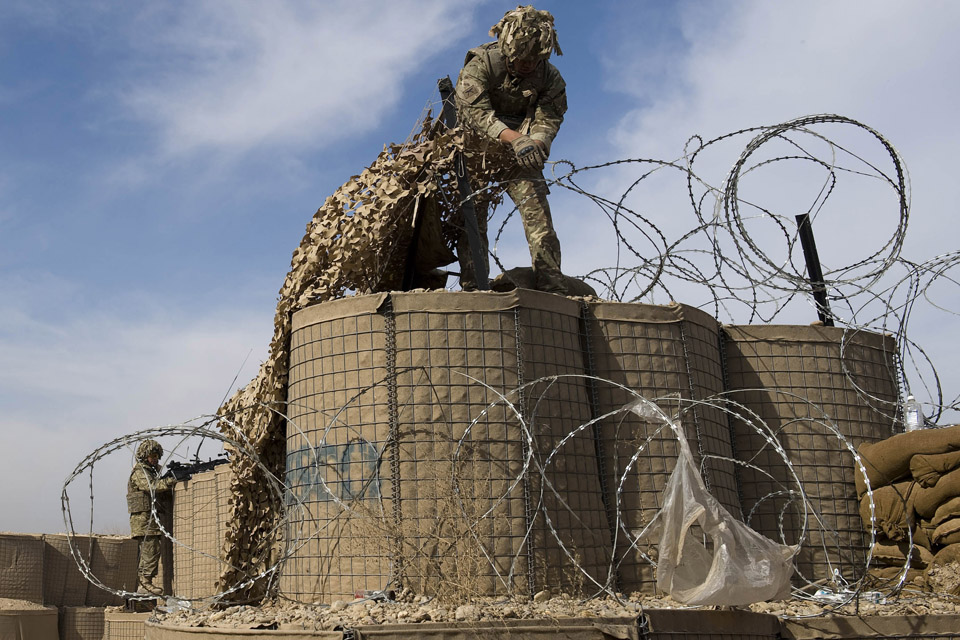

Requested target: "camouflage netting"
[{"left": 215, "top": 114, "right": 517, "bottom": 602}]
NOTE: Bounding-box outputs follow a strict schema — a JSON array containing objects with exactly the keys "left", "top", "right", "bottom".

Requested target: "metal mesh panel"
[
  {"left": 59, "top": 607, "right": 105, "bottom": 640},
  {"left": 104, "top": 612, "right": 149, "bottom": 640},
  {"left": 517, "top": 303, "right": 613, "bottom": 594},
  {"left": 723, "top": 325, "right": 899, "bottom": 584},
  {"left": 0, "top": 533, "right": 44, "bottom": 603},
  {"left": 172, "top": 481, "right": 193, "bottom": 597},
  {"left": 86, "top": 537, "right": 138, "bottom": 606},
  {"left": 392, "top": 302, "right": 525, "bottom": 598},
  {"left": 282, "top": 295, "right": 390, "bottom": 601},
  {"left": 43, "top": 534, "right": 91, "bottom": 606},
  {"left": 282, "top": 290, "right": 616, "bottom": 602},
  {"left": 172, "top": 466, "right": 232, "bottom": 599},
  {"left": 585, "top": 302, "right": 735, "bottom": 595}
]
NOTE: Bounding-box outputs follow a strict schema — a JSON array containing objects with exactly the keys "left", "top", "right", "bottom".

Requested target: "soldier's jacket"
[
  {"left": 455, "top": 42, "right": 567, "bottom": 153},
  {"left": 127, "top": 462, "right": 175, "bottom": 537}
]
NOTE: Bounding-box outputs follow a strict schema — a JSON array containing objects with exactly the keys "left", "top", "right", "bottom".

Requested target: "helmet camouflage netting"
[
  {"left": 490, "top": 5, "right": 562, "bottom": 63},
  {"left": 136, "top": 439, "right": 163, "bottom": 461}
]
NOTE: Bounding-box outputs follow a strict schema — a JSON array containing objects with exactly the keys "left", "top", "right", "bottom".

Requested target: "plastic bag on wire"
[{"left": 630, "top": 401, "right": 797, "bottom": 606}]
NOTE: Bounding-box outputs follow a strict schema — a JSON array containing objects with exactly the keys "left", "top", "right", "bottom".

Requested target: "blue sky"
[{"left": 2, "top": 1, "right": 959, "bottom": 533}]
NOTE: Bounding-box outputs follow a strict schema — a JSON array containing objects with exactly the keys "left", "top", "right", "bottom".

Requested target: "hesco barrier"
[
  {"left": 0, "top": 604, "right": 58, "bottom": 640},
  {"left": 723, "top": 325, "right": 899, "bottom": 585},
  {"left": 280, "top": 291, "right": 754, "bottom": 602},
  {"left": 145, "top": 610, "right": 787, "bottom": 640},
  {"left": 3, "top": 533, "right": 138, "bottom": 607},
  {"left": 105, "top": 611, "right": 151, "bottom": 640},
  {"left": 85, "top": 537, "right": 139, "bottom": 607},
  {"left": 172, "top": 466, "right": 232, "bottom": 600},
  {"left": 59, "top": 606, "right": 106, "bottom": 640},
  {"left": 0, "top": 534, "right": 44, "bottom": 604},
  {"left": 282, "top": 290, "right": 612, "bottom": 601},
  {"left": 271, "top": 291, "right": 903, "bottom": 601},
  {"left": 584, "top": 301, "right": 739, "bottom": 595},
  {"left": 44, "top": 534, "right": 91, "bottom": 606}
]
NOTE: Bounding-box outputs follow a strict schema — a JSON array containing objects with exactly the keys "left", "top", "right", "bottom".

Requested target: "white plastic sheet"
[{"left": 631, "top": 401, "right": 797, "bottom": 606}]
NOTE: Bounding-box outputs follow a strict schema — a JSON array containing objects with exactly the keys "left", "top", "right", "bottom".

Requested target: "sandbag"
[
  {"left": 911, "top": 450, "right": 960, "bottom": 488},
  {"left": 855, "top": 425, "right": 960, "bottom": 496},
  {"left": 915, "top": 466, "right": 960, "bottom": 519},
  {"left": 931, "top": 543, "right": 960, "bottom": 566},
  {"left": 858, "top": 481, "right": 915, "bottom": 541},
  {"left": 914, "top": 519, "right": 933, "bottom": 550},
  {"left": 932, "top": 496, "right": 960, "bottom": 527},
  {"left": 489, "top": 267, "right": 598, "bottom": 297},
  {"left": 871, "top": 539, "right": 933, "bottom": 568},
  {"left": 934, "top": 518, "right": 960, "bottom": 546}
]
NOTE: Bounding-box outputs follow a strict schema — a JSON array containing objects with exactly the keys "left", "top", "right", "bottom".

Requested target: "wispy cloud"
[
  {"left": 0, "top": 273, "right": 271, "bottom": 532},
  {"left": 116, "top": 1, "right": 477, "bottom": 157}
]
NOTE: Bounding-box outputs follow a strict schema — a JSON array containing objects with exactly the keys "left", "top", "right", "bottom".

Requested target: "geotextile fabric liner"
[
  {"left": 60, "top": 607, "right": 105, "bottom": 640},
  {"left": 0, "top": 607, "right": 58, "bottom": 640},
  {"left": 583, "top": 301, "right": 738, "bottom": 595},
  {"left": 722, "top": 325, "right": 899, "bottom": 584},
  {"left": 104, "top": 612, "right": 151, "bottom": 640},
  {"left": 172, "top": 467, "right": 233, "bottom": 599},
  {"left": 780, "top": 613, "right": 960, "bottom": 639},
  {"left": 0, "top": 534, "right": 44, "bottom": 604},
  {"left": 282, "top": 290, "right": 613, "bottom": 602},
  {"left": 86, "top": 538, "right": 139, "bottom": 607},
  {"left": 43, "top": 534, "right": 91, "bottom": 607},
  {"left": 145, "top": 625, "right": 340, "bottom": 640}
]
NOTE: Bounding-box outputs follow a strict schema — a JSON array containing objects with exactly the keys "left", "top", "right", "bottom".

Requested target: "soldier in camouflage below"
[
  {"left": 127, "top": 439, "right": 177, "bottom": 595},
  {"left": 455, "top": 5, "right": 567, "bottom": 294}
]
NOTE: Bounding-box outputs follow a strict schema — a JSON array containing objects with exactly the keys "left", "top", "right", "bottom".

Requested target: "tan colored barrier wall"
[
  {"left": 105, "top": 612, "right": 150, "bottom": 640},
  {"left": 0, "top": 534, "right": 44, "bottom": 604},
  {"left": 0, "top": 604, "right": 59, "bottom": 640},
  {"left": 86, "top": 538, "right": 139, "bottom": 607},
  {"left": 172, "top": 466, "right": 232, "bottom": 600},
  {"left": 282, "top": 290, "right": 612, "bottom": 602},
  {"left": 723, "top": 325, "right": 899, "bottom": 584},
  {"left": 43, "top": 535, "right": 91, "bottom": 607},
  {"left": 585, "top": 301, "right": 739, "bottom": 594},
  {"left": 60, "top": 607, "right": 105, "bottom": 640}
]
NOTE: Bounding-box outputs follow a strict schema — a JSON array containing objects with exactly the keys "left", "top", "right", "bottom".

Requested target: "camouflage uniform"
[
  {"left": 127, "top": 440, "right": 176, "bottom": 593},
  {"left": 455, "top": 11, "right": 568, "bottom": 293}
]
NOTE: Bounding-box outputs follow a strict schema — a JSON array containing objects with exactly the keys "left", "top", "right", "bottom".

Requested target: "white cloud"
[
  {"left": 118, "top": 1, "right": 477, "bottom": 157},
  {"left": 0, "top": 274, "right": 271, "bottom": 533},
  {"left": 585, "top": 0, "right": 960, "bottom": 417}
]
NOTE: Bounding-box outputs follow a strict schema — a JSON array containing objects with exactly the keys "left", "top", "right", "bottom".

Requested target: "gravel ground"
[{"left": 153, "top": 584, "right": 960, "bottom": 631}]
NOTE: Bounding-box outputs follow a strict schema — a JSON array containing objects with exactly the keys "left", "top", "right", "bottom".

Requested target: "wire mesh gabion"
[
  {"left": 281, "top": 289, "right": 614, "bottom": 602},
  {"left": 723, "top": 324, "right": 900, "bottom": 586}
]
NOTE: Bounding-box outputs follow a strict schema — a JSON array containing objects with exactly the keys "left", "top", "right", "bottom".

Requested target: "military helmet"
[
  {"left": 136, "top": 439, "right": 163, "bottom": 461},
  {"left": 489, "top": 5, "right": 562, "bottom": 63}
]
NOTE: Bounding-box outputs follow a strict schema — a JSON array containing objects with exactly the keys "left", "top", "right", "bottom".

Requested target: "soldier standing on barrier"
[
  {"left": 455, "top": 5, "right": 567, "bottom": 294},
  {"left": 127, "top": 439, "right": 177, "bottom": 595}
]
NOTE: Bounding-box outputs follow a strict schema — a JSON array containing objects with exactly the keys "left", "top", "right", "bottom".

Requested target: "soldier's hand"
[{"left": 510, "top": 135, "right": 546, "bottom": 171}]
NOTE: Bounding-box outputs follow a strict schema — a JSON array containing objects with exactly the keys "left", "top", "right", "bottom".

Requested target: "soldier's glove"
[{"left": 510, "top": 135, "right": 547, "bottom": 171}]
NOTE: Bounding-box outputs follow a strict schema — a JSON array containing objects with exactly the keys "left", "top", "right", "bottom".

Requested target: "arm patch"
[{"left": 457, "top": 76, "right": 485, "bottom": 104}]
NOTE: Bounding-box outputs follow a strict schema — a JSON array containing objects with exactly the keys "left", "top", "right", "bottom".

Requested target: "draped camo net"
[{"left": 215, "top": 115, "right": 513, "bottom": 602}]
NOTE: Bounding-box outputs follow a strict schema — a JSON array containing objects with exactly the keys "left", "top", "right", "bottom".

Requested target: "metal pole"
[
  {"left": 795, "top": 213, "right": 834, "bottom": 326},
  {"left": 438, "top": 76, "right": 489, "bottom": 290}
]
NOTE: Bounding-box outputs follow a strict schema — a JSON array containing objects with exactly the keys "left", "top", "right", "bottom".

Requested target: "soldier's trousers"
[
  {"left": 136, "top": 535, "right": 161, "bottom": 584},
  {"left": 459, "top": 167, "right": 563, "bottom": 292}
]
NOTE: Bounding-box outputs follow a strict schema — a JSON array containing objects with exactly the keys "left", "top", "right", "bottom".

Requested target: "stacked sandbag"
[{"left": 856, "top": 425, "right": 960, "bottom": 578}]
